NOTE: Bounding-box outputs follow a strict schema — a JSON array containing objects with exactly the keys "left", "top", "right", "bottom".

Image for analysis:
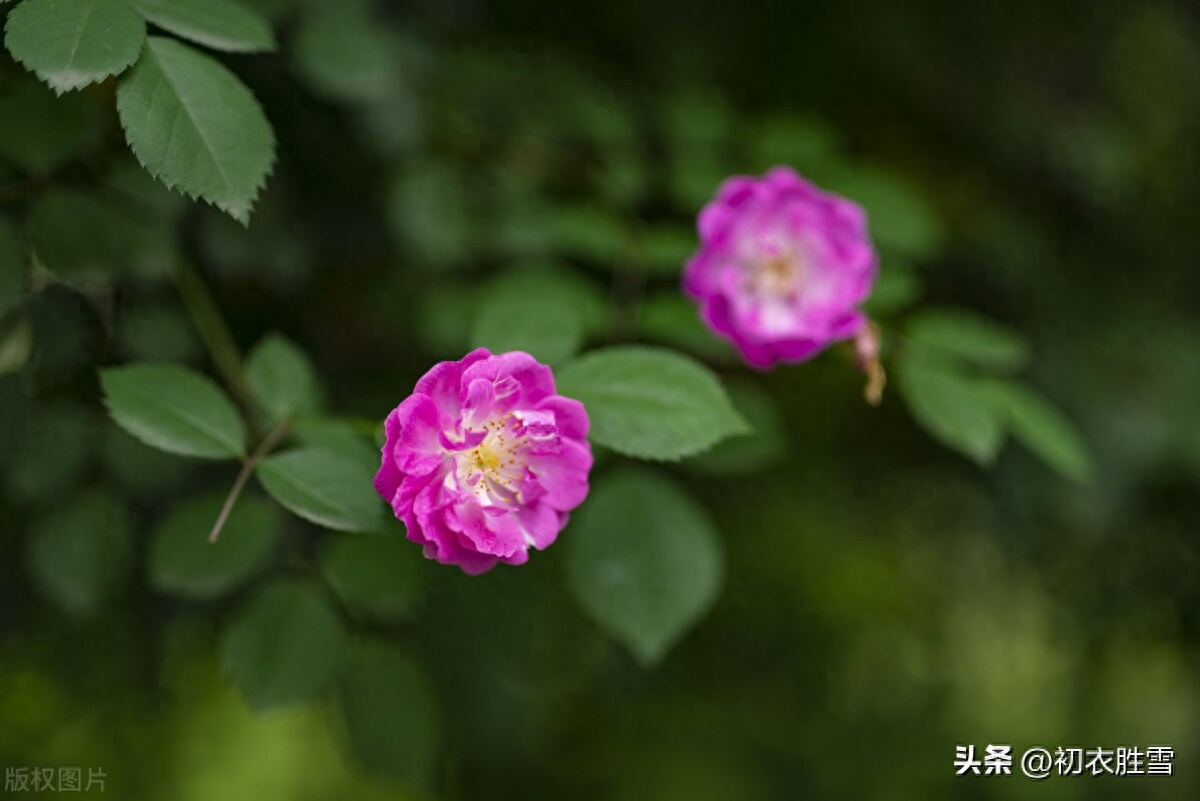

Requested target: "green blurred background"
[{"left": 2, "top": 0, "right": 1199, "bottom": 798}]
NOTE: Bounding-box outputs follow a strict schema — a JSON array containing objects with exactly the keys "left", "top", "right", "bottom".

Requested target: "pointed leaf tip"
[{"left": 116, "top": 37, "right": 275, "bottom": 223}]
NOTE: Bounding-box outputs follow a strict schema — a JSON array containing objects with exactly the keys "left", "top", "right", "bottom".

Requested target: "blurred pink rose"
[{"left": 684, "top": 166, "right": 877, "bottom": 368}]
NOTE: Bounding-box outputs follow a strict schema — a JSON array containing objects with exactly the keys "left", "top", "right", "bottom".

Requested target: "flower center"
[
  {"left": 473, "top": 446, "right": 502, "bottom": 472},
  {"left": 455, "top": 410, "right": 559, "bottom": 509},
  {"left": 745, "top": 249, "right": 806, "bottom": 299},
  {"left": 463, "top": 415, "right": 524, "bottom": 499}
]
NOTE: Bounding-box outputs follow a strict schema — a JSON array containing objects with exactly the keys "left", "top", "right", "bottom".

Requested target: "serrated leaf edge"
[
  {"left": 4, "top": 0, "right": 148, "bottom": 95},
  {"left": 559, "top": 345, "right": 751, "bottom": 461},
  {"left": 129, "top": 0, "right": 277, "bottom": 55},
  {"left": 255, "top": 451, "right": 379, "bottom": 533},
  {"left": 100, "top": 364, "right": 246, "bottom": 459},
  {"left": 114, "top": 37, "right": 277, "bottom": 225}
]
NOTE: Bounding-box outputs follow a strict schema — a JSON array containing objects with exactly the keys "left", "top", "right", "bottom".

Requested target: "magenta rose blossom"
[
  {"left": 684, "top": 165, "right": 877, "bottom": 368},
  {"left": 374, "top": 348, "right": 592, "bottom": 574}
]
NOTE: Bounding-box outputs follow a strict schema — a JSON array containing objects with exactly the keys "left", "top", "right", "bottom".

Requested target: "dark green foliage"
[
  {"left": 566, "top": 468, "right": 724, "bottom": 665},
  {"left": 26, "top": 489, "right": 133, "bottom": 615},
  {"left": 335, "top": 640, "right": 441, "bottom": 786},
  {"left": 150, "top": 493, "right": 279, "bottom": 599},
  {"left": 556, "top": 346, "right": 748, "bottom": 460},
  {"left": 0, "top": 2, "right": 1188, "bottom": 798},
  {"left": 117, "top": 37, "right": 275, "bottom": 223},
  {"left": 220, "top": 578, "right": 347, "bottom": 709},
  {"left": 5, "top": 0, "right": 146, "bottom": 93}
]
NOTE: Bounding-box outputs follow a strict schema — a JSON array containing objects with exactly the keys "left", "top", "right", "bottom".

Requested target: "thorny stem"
[
  {"left": 209, "top": 418, "right": 292, "bottom": 543},
  {"left": 172, "top": 261, "right": 253, "bottom": 409}
]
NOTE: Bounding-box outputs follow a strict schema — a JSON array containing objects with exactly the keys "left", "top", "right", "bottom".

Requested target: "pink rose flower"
[
  {"left": 374, "top": 349, "right": 592, "bottom": 574},
  {"left": 684, "top": 166, "right": 877, "bottom": 368}
]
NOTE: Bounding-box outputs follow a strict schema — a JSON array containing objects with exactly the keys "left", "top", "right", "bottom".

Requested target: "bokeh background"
[{"left": 2, "top": 0, "right": 1199, "bottom": 798}]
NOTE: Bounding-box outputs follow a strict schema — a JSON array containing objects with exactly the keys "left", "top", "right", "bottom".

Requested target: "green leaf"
[
  {"left": 387, "top": 161, "right": 475, "bottom": 269},
  {"left": 245, "top": 333, "right": 320, "bottom": 423},
  {"left": 5, "top": 0, "right": 146, "bottom": 93},
  {"left": 687, "top": 379, "right": 785, "bottom": 476},
  {"left": 256, "top": 447, "right": 382, "bottom": 532},
  {"left": 470, "top": 279, "right": 586, "bottom": 365},
  {"left": 27, "top": 189, "right": 148, "bottom": 282},
  {"left": 493, "top": 198, "right": 559, "bottom": 258},
  {"left": 102, "top": 423, "right": 191, "bottom": 496},
  {"left": 827, "top": 167, "right": 943, "bottom": 260},
  {"left": 895, "top": 352, "right": 1004, "bottom": 464},
  {"left": 749, "top": 112, "right": 839, "bottom": 172},
  {"left": 102, "top": 158, "right": 188, "bottom": 279},
  {"left": 412, "top": 281, "right": 480, "bottom": 357},
  {"left": 565, "top": 469, "right": 724, "bottom": 666},
  {"left": 556, "top": 346, "right": 748, "bottom": 460},
  {"left": 105, "top": 153, "right": 189, "bottom": 220},
  {"left": 6, "top": 402, "right": 94, "bottom": 504},
  {"left": 562, "top": 79, "right": 637, "bottom": 148},
  {"left": 150, "top": 493, "right": 279, "bottom": 599},
  {"left": 0, "top": 216, "right": 26, "bottom": 317},
  {"left": 237, "top": 0, "right": 295, "bottom": 22},
  {"left": 484, "top": 265, "right": 609, "bottom": 335},
  {"left": 0, "top": 76, "right": 105, "bottom": 173},
  {"left": 100, "top": 362, "right": 246, "bottom": 459},
  {"left": 320, "top": 533, "right": 426, "bottom": 620},
  {"left": 220, "top": 578, "right": 346, "bottom": 710},
  {"left": 292, "top": 2, "right": 399, "bottom": 102},
  {"left": 668, "top": 158, "right": 732, "bottom": 212},
  {"left": 907, "top": 309, "right": 1030, "bottom": 372},
  {"left": 336, "top": 639, "right": 441, "bottom": 787},
  {"left": 121, "top": 214, "right": 183, "bottom": 280},
  {"left": 545, "top": 205, "right": 629, "bottom": 266},
  {"left": 26, "top": 490, "right": 132, "bottom": 616},
  {"left": 863, "top": 260, "right": 922, "bottom": 316},
  {"left": 116, "top": 36, "right": 275, "bottom": 223},
  {"left": 596, "top": 148, "right": 647, "bottom": 207},
  {"left": 663, "top": 91, "right": 734, "bottom": 147},
  {"left": 24, "top": 286, "right": 96, "bottom": 382},
  {"left": 979, "top": 380, "right": 1092, "bottom": 483},
  {"left": 354, "top": 81, "right": 422, "bottom": 157},
  {"left": 661, "top": 92, "right": 738, "bottom": 210},
  {"left": 639, "top": 226, "right": 697, "bottom": 277},
  {"left": 116, "top": 304, "right": 201, "bottom": 364},
  {"left": 637, "top": 293, "right": 739, "bottom": 364},
  {"left": 292, "top": 417, "right": 379, "bottom": 465},
  {"left": 130, "top": 0, "right": 275, "bottom": 53}
]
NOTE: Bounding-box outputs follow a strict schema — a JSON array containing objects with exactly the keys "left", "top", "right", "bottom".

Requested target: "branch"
[
  {"left": 173, "top": 261, "right": 253, "bottom": 409},
  {"left": 209, "top": 419, "right": 292, "bottom": 543}
]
